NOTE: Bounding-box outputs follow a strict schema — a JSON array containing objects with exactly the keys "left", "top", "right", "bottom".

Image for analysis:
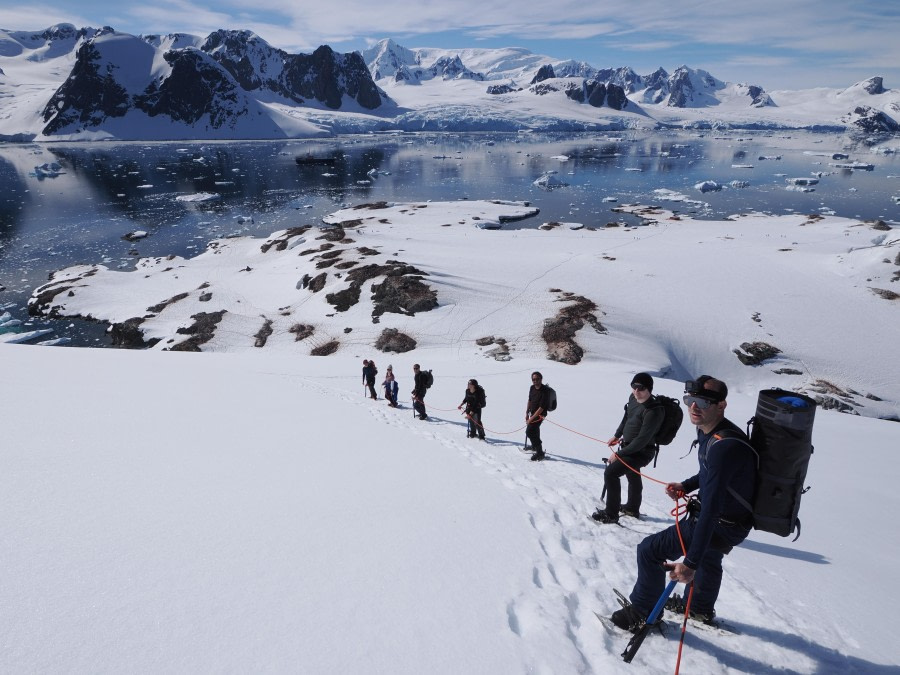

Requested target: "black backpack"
[
  {"left": 476, "top": 385, "right": 486, "bottom": 408},
  {"left": 544, "top": 385, "right": 557, "bottom": 412},
  {"left": 423, "top": 370, "right": 434, "bottom": 389},
  {"left": 717, "top": 388, "right": 817, "bottom": 540},
  {"left": 650, "top": 395, "right": 683, "bottom": 446}
]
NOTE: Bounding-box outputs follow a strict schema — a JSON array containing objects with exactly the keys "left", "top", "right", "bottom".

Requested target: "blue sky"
[{"left": 2, "top": 0, "right": 898, "bottom": 89}]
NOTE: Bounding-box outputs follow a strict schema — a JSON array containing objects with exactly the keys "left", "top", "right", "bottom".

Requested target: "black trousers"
[
  {"left": 466, "top": 409, "right": 484, "bottom": 439},
  {"left": 603, "top": 454, "right": 652, "bottom": 514},
  {"left": 526, "top": 421, "right": 543, "bottom": 452},
  {"left": 413, "top": 393, "right": 427, "bottom": 417}
]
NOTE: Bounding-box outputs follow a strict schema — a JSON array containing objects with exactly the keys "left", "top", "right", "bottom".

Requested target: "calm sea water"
[{"left": 1, "top": 130, "right": 898, "bottom": 346}]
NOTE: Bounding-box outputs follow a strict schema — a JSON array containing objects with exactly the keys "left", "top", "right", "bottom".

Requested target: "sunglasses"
[
  {"left": 631, "top": 384, "right": 647, "bottom": 391},
  {"left": 683, "top": 395, "right": 719, "bottom": 409}
]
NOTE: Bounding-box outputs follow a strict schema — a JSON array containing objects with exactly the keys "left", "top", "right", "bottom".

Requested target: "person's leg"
[
  {"left": 526, "top": 422, "right": 543, "bottom": 453},
  {"left": 475, "top": 410, "right": 485, "bottom": 439},
  {"left": 629, "top": 523, "right": 691, "bottom": 616},
  {"left": 690, "top": 549, "right": 725, "bottom": 616},
  {"left": 603, "top": 459, "right": 628, "bottom": 516},
  {"left": 623, "top": 468, "right": 645, "bottom": 513}
]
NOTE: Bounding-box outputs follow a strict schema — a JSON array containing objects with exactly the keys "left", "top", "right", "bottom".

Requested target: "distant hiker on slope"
[
  {"left": 592, "top": 372, "right": 664, "bottom": 524},
  {"left": 362, "top": 359, "right": 378, "bottom": 400},
  {"left": 525, "top": 371, "right": 553, "bottom": 461},
  {"left": 458, "top": 379, "right": 486, "bottom": 440},
  {"left": 383, "top": 365, "right": 399, "bottom": 407},
  {"left": 610, "top": 376, "right": 756, "bottom": 632},
  {"left": 412, "top": 363, "right": 429, "bottom": 420}
]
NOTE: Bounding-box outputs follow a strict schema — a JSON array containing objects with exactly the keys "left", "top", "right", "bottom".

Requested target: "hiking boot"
[
  {"left": 620, "top": 507, "right": 641, "bottom": 519},
  {"left": 591, "top": 509, "right": 619, "bottom": 524},
  {"left": 610, "top": 604, "right": 645, "bottom": 633},
  {"left": 419, "top": 415, "right": 428, "bottom": 420},
  {"left": 530, "top": 451, "right": 546, "bottom": 461},
  {"left": 689, "top": 608, "right": 717, "bottom": 625},
  {"left": 664, "top": 594, "right": 686, "bottom": 615},
  {"left": 664, "top": 595, "right": 716, "bottom": 624}
]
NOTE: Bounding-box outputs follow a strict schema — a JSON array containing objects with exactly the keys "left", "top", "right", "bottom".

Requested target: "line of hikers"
[{"left": 361, "top": 359, "right": 760, "bottom": 632}]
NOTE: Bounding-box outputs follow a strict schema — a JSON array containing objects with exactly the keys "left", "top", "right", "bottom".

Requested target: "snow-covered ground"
[{"left": 3, "top": 196, "right": 899, "bottom": 672}]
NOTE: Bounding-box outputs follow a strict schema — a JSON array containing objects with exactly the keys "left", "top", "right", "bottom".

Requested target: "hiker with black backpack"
[
  {"left": 362, "top": 359, "right": 378, "bottom": 400},
  {"left": 525, "top": 371, "right": 554, "bottom": 462},
  {"left": 458, "top": 379, "right": 487, "bottom": 440},
  {"left": 592, "top": 373, "right": 665, "bottom": 525},
  {"left": 609, "top": 375, "right": 757, "bottom": 633},
  {"left": 412, "top": 363, "right": 431, "bottom": 420}
]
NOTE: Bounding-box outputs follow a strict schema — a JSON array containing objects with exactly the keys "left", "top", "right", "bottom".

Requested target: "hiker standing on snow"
[
  {"left": 383, "top": 365, "right": 398, "bottom": 407},
  {"left": 412, "top": 364, "right": 428, "bottom": 420},
  {"left": 525, "top": 371, "right": 552, "bottom": 461},
  {"left": 458, "top": 379, "right": 486, "bottom": 440},
  {"left": 610, "top": 376, "right": 756, "bottom": 633},
  {"left": 362, "top": 359, "right": 378, "bottom": 400},
  {"left": 592, "top": 372, "right": 664, "bottom": 524}
]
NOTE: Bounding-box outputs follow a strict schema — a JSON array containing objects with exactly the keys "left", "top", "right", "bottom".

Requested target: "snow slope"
[{"left": 1, "top": 337, "right": 898, "bottom": 673}]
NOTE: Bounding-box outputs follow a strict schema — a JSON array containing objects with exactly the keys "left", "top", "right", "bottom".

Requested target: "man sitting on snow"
[{"left": 611, "top": 376, "right": 756, "bottom": 632}]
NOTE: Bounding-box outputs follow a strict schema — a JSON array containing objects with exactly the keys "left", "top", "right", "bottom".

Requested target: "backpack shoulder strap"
[{"left": 710, "top": 429, "right": 757, "bottom": 513}]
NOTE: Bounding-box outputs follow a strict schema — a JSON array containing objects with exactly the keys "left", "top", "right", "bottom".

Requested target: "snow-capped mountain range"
[{"left": 1, "top": 25, "right": 898, "bottom": 141}]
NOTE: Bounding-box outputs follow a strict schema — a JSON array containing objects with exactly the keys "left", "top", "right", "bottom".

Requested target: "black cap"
[{"left": 631, "top": 372, "right": 654, "bottom": 392}]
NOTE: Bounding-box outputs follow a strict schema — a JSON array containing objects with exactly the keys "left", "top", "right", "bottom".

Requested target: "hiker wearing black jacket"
[
  {"left": 525, "top": 371, "right": 552, "bottom": 461},
  {"left": 362, "top": 359, "right": 378, "bottom": 400},
  {"left": 458, "top": 379, "right": 486, "bottom": 440},
  {"left": 412, "top": 363, "right": 428, "bottom": 420},
  {"left": 592, "top": 372, "right": 664, "bottom": 524},
  {"left": 610, "top": 376, "right": 757, "bottom": 633}
]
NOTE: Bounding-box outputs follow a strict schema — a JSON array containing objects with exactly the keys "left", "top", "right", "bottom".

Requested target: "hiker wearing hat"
[
  {"left": 362, "top": 359, "right": 378, "bottom": 400},
  {"left": 458, "top": 378, "right": 486, "bottom": 440},
  {"left": 609, "top": 375, "right": 757, "bottom": 633},
  {"left": 383, "top": 365, "right": 399, "bottom": 407},
  {"left": 592, "top": 372, "right": 664, "bottom": 525}
]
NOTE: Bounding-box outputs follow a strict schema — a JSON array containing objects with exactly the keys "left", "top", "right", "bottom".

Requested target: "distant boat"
[{"left": 295, "top": 153, "right": 341, "bottom": 166}]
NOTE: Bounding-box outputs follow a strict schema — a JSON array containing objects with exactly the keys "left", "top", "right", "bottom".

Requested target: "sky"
[{"left": 1, "top": 0, "right": 899, "bottom": 90}]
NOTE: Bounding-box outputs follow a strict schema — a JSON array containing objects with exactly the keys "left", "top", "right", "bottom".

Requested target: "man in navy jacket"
[{"left": 611, "top": 375, "right": 756, "bottom": 631}]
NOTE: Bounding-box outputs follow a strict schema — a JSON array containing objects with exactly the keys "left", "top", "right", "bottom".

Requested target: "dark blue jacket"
[{"left": 681, "top": 419, "right": 756, "bottom": 569}]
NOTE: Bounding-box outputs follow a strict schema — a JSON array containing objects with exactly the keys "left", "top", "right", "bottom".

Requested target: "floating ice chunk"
[
  {"left": 366, "top": 168, "right": 378, "bottom": 177},
  {"left": 786, "top": 177, "right": 819, "bottom": 186},
  {"left": 550, "top": 155, "right": 570, "bottom": 161},
  {"left": 832, "top": 153, "right": 850, "bottom": 160},
  {"left": 357, "top": 180, "right": 371, "bottom": 185},
  {"left": 729, "top": 181, "right": 750, "bottom": 188},
  {"left": 695, "top": 180, "right": 722, "bottom": 193},
  {"left": 30, "top": 162, "right": 64, "bottom": 178},
  {"left": 123, "top": 230, "right": 148, "bottom": 241},
  {"left": 36, "top": 337, "right": 72, "bottom": 346},
  {"left": 176, "top": 192, "right": 221, "bottom": 202},
  {"left": 214, "top": 181, "right": 234, "bottom": 186},
  {"left": 758, "top": 155, "right": 782, "bottom": 160},
  {"left": 731, "top": 164, "right": 754, "bottom": 169},
  {"left": 892, "top": 195, "right": 900, "bottom": 204},
  {"left": 601, "top": 197, "right": 618, "bottom": 202},
  {"left": 533, "top": 171, "right": 568, "bottom": 189},
  {"left": 136, "top": 184, "right": 153, "bottom": 189},
  {"left": 786, "top": 185, "right": 816, "bottom": 192},
  {"left": 624, "top": 167, "right": 643, "bottom": 172},
  {"left": 0, "top": 328, "right": 54, "bottom": 344},
  {"left": 830, "top": 162, "right": 875, "bottom": 171},
  {"left": 235, "top": 215, "right": 254, "bottom": 224}
]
